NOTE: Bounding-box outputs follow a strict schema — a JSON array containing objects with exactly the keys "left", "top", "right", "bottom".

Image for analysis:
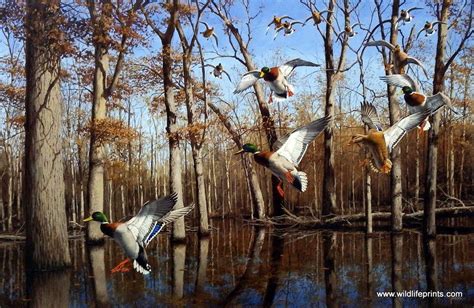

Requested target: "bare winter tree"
[
  {"left": 209, "top": 0, "right": 283, "bottom": 215},
  {"left": 143, "top": 0, "right": 187, "bottom": 241},
  {"left": 86, "top": 0, "right": 144, "bottom": 243},
  {"left": 424, "top": 0, "right": 473, "bottom": 238},
  {"left": 175, "top": 0, "right": 211, "bottom": 235},
  {"left": 24, "top": 0, "right": 71, "bottom": 269}
]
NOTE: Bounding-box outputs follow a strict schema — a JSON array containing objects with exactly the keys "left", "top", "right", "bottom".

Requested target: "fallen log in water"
[
  {"left": 0, "top": 233, "right": 84, "bottom": 242},
  {"left": 249, "top": 206, "right": 474, "bottom": 230}
]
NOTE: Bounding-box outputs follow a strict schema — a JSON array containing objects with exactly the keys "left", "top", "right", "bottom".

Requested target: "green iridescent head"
[
  {"left": 261, "top": 67, "right": 270, "bottom": 73},
  {"left": 84, "top": 212, "right": 108, "bottom": 223},
  {"left": 402, "top": 86, "right": 414, "bottom": 94},
  {"left": 234, "top": 143, "right": 259, "bottom": 155}
]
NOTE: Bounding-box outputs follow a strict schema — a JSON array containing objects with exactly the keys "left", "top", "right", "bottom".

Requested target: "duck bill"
[
  {"left": 83, "top": 216, "right": 93, "bottom": 222},
  {"left": 234, "top": 149, "right": 245, "bottom": 155},
  {"left": 259, "top": 71, "right": 265, "bottom": 78}
]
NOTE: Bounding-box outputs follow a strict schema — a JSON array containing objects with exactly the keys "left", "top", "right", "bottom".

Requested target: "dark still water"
[{"left": 0, "top": 220, "right": 473, "bottom": 307}]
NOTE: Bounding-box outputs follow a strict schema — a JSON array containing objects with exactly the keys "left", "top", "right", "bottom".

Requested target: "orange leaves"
[
  {"left": 7, "top": 115, "right": 25, "bottom": 129},
  {"left": 82, "top": 118, "right": 138, "bottom": 146},
  {"left": 0, "top": 84, "right": 25, "bottom": 104}
]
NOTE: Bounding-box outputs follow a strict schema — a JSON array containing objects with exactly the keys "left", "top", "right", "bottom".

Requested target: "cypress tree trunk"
[
  {"left": 86, "top": 0, "right": 110, "bottom": 243},
  {"left": 24, "top": 0, "right": 71, "bottom": 269},
  {"left": 424, "top": 0, "right": 451, "bottom": 238}
]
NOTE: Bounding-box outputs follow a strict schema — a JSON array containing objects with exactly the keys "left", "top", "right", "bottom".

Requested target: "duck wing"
[
  {"left": 406, "top": 56, "right": 429, "bottom": 77},
  {"left": 384, "top": 110, "right": 430, "bottom": 152},
  {"left": 279, "top": 58, "right": 320, "bottom": 78},
  {"left": 379, "top": 74, "right": 420, "bottom": 92},
  {"left": 233, "top": 70, "right": 261, "bottom": 93},
  {"left": 365, "top": 40, "right": 396, "bottom": 51},
  {"left": 126, "top": 193, "right": 178, "bottom": 247},
  {"left": 275, "top": 116, "right": 331, "bottom": 166},
  {"left": 360, "top": 102, "right": 383, "bottom": 131},
  {"left": 426, "top": 92, "right": 450, "bottom": 114}
]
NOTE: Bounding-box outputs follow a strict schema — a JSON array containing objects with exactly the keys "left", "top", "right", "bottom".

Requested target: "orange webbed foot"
[
  {"left": 111, "top": 259, "right": 131, "bottom": 273},
  {"left": 284, "top": 171, "right": 294, "bottom": 184},
  {"left": 276, "top": 181, "right": 285, "bottom": 198}
]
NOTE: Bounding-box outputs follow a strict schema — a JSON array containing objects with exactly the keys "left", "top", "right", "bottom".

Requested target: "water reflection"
[
  {"left": 323, "top": 231, "right": 336, "bottom": 308},
  {"left": 87, "top": 245, "right": 110, "bottom": 307},
  {"left": 391, "top": 233, "right": 403, "bottom": 308},
  {"left": 26, "top": 269, "right": 71, "bottom": 308},
  {"left": 0, "top": 219, "right": 472, "bottom": 306}
]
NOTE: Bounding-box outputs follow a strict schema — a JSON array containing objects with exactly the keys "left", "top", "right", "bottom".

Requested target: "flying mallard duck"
[
  {"left": 380, "top": 74, "right": 451, "bottom": 131},
  {"left": 233, "top": 58, "right": 320, "bottom": 102},
  {"left": 397, "top": 7, "right": 422, "bottom": 26},
  {"left": 266, "top": 15, "right": 294, "bottom": 33},
  {"left": 303, "top": 7, "right": 332, "bottom": 26},
  {"left": 337, "top": 23, "right": 362, "bottom": 40},
  {"left": 83, "top": 193, "right": 194, "bottom": 275},
  {"left": 365, "top": 40, "right": 428, "bottom": 77},
  {"left": 416, "top": 21, "right": 446, "bottom": 39},
  {"left": 205, "top": 63, "right": 232, "bottom": 81},
  {"left": 274, "top": 20, "right": 304, "bottom": 39},
  {"left": 200, "top": 21, "right": 218, "bottom": 47},
  {"left": 235, "top": 116, "right": 331, "bottom": 197},
  {"left": 349, "top": 102, "right": 430, "bottom": 173}
]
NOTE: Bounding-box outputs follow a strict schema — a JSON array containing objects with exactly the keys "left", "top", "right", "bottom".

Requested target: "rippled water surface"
[{"left": 0, "top": 219, "right": 473, "bottom": 307}]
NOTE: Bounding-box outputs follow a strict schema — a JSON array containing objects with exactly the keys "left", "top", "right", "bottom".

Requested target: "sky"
[{"left": 1, "top": 0, "right": 468, "bottom": 148}]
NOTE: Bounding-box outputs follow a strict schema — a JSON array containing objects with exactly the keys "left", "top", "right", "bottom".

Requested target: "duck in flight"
[
  {"left": 84, "top": 193, "right": 194, "bottom": 274},
  {"left": 235, "top": 116, "right": 331, "bottom": 197}
]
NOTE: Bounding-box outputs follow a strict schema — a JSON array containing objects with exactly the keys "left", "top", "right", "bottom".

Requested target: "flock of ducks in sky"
[{"left": 83, "top": 6, "right": 452, "bottom": 275}]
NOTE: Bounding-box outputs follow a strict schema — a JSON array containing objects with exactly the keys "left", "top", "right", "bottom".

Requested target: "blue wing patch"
[{"left": 144, "top": 222, "right": 164, "bottom": 246}]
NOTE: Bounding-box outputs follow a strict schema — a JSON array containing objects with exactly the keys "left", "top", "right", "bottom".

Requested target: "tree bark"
[
  {"left": 388, "top": 0, "right": 403, "bottom": 232},
  {"left": 424, "top": 0, "right": 451, "bottom": 238},
  {"left": 207, "top": 102, "right": 266, "bottom": 219},
  {"left": 24, "top": 0, "right": 71, "bottom": 269},
  {"left": 209, "top": 2, "right": 282, "bottom": 215},
  {"left": 86, "top": 0, "right": 110, "bottom": 243}
]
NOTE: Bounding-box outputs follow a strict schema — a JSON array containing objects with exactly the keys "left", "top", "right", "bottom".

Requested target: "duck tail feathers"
[
  {"left": 293, "top": 171, "right": 308, "bottom": 192},
  {"left": 133, "top": 259, "right": 151, "bottom": 275}
]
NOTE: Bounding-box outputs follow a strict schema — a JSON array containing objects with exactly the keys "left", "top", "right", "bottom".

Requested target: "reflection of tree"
[
  {"left": 391, "top": 233, "right": 403, "bottom": 308},
  {"left": 366, "top": 237, "right": 373, "bottom": 306},
  {"left": 88, "top": 245, "right": 110, "bottom": 307},
  {"left": 322, "top": 232, "right": 337, "bottom": 308},
  {"left": 172, "top": 243, "right": 186, "bottom": 298},
  {"left": 424, "top": 236, "right": 438, "bottom": 306},
  {"left": 26, "top": 270, "right": 71, "bottom": 308},
  {"left": 223, "top": 227, "right": 266, "bottom": 305},
  {"left": 195, "top": 238, "right": 209, "bottom": 293},
  {"left": 262, "top": 233, "right": 284, "bottom": 307}
]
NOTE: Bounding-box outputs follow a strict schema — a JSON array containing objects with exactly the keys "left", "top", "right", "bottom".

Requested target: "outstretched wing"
[
  {"left": 360, "top": 102, "right": 383, "bottom": 131},
  {"left": 407, "top": 7, "right": 422, "bottom": 13},
  {"left": 158, "top": 204, "right": 195, "bottom": 225},
  {"left": 126, "top": 193, "right": 178, "bottom": 247},
  {"left": 233, "top": 70, "right": 261, "bottom": 93},
  {"left": 426, "top": 92, "right": 451, "bottom": 114},
  {"left": 416, "top": 28, "right": 426, "bottom": 39},
  {"left": 200, "top": 21, "right": 211, "bottom": 29},
  {"left": 384, "top": 110, "right": 431, "bottom": 152},
  {"left": 406, "top": 56, "right": 429, "bottom": 77},
  {"left": 279, "top": 58, "right": 320, "bottom": 78},
  {"left": 212, "top": 33, "right": 219, "bottom": 47},
  {"left": 365, "top": 40, "right": 396, "bottom": 51},
  {"left": 275, "top": 116, "right": 331, "bottom": 166},
  {"left": 379, "top": 74, "right": 420, "bottom": 92}
]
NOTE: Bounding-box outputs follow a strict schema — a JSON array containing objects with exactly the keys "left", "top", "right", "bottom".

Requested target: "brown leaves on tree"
[{"left": 82, "top": 118, "right": 138, "bottom": 146}]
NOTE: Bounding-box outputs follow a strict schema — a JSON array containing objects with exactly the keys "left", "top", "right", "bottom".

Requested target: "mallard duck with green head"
[
  {"left": 84, "top": 193, "right": 194, "bottom": 275},
  {"left": 234, "top": 58, "right": 320, "bottom": 102},
  {"left": 349, "top": 102, "right": 430, "bottom": 173},
  {"left": 380, "top": 74, "right": 451, "bottom": 130},
  {"left": 235, "top": 116, "right": 330, "bottom": 197}
]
